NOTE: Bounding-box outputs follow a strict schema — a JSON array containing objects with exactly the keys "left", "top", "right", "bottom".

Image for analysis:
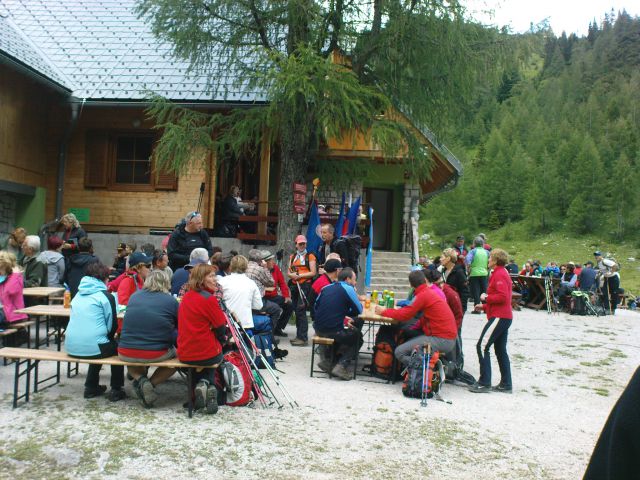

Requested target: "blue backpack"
[{"left": 251, "top": 314, "right": 275, "bottom": 369}]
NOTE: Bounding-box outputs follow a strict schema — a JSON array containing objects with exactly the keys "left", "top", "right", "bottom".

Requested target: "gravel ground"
[{"left": 0, "top": 307, "right": 638, "bottom": 479}]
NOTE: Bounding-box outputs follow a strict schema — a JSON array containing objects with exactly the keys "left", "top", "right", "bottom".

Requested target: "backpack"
[
  {"left": 440, "top": 336, "right": 476, "bottom": 386},
  {"left": 335, "top": 235, "right": 361, "bottom": 271},
  {"left": 402, "top": 348, "right": 443, "bottom": 399},
  {"left": 368, "top": 326, "right": 400, "bottom": 378},
  {"left": 570, "top": 292, "right": 587, "bottom": 315},
  {"left": 216, "top": 351, "right": 254, "bottom": 407}
]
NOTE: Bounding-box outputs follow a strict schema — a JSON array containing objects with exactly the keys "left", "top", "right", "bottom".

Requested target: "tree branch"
[
  {"left": 248, "top": 0, "right": 274, "bottom": 51},
  {"left": 353, "top": 0, "right": 383, "bottom": 76}
]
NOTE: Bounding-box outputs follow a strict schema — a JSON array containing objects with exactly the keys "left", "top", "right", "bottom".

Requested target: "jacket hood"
[
  {"left": 69, "top": 253, "right": 97, "bottom": 267},
  {"left": 38, "top": 251, "right": 63, "bottom": 265},
  {"left": 77, "top": 276, "right": 107, "bottom": 295}
]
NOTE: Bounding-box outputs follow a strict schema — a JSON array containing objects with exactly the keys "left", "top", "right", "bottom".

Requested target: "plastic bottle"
[
  {"left": 372, "top": 290, "right": 378, "bottom": 303},
  {"left": 388, "top": 291, "right": 395, "bottom": 308},
  {"left": 63, "top": 286, "right": 71, "bottom": 309}
]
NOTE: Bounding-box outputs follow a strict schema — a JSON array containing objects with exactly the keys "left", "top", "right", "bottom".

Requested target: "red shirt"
[
  {"left": 265, "top": 264, "right": 290, "bottom": 299},
  {"left": 442, "top": 284, "right": 463, "bottom": 330},
  {"left": 482, "top": 266, "right": 513, "bottom": 320},
  {"left": 115, "top": 271, "right": 144, "bottom": 305},
  {"left": 382, "top": 284, "right": 457, "bottom": 340},
  {"left": 311, "top": 274, "right": 332, "bottom": 295},
  {"left": 177, "top": 289, "right": 227, "bottom": 362}
]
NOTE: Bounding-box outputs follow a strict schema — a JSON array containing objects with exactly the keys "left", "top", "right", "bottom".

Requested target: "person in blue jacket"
[
  {"left": 313, "top": 267, "right": 363, "bottom": 381},
  {"left": 65, "top": 262, "right": 125, "bottom": 401}
]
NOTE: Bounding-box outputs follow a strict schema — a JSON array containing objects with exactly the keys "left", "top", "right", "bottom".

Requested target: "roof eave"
[{"left": 0, "top": 52, "right": 71, "bottom": 95}]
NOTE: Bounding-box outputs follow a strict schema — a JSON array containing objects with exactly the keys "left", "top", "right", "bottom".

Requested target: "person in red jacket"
[
  {"left": 263, "top": 251, "right": 294, "bottom": 337},
  {"left": 469, "top": 248, "right": 513, "bottom": 393},
  {"left": 178, "top": 264, "right": 228, "bottom": 414},
  {"left": 116, "top": 252, "right": 152, "bottom": 306},
  {"left": 375, "top": 270, "right": 457, "bottom": 366}
]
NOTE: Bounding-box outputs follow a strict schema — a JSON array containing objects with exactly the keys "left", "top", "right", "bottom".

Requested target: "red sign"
[
  {"left": 294, "top": 204, "right": 306, "bottom": 214},
  {"left": 293, "top": 182, "right": 307, "bottom": 194},
  {"left": 293, "top": 193, "right": 306, "bottom": 204}
]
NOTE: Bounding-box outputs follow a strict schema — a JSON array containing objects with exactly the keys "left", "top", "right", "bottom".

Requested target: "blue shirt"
[
  {"left": 119, "top": 290, "right": 178, "bottom": 351},
  {"left": 313, "top": 281, "right": 363, "bottom": 333},
  {"left": 171, "top": 267, "right": 189, "bottom": 295}
]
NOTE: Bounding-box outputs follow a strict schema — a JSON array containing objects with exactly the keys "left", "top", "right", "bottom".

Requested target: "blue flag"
[
  {"left": 365, "top": 206, "right": 374, "bottom": 287},
  {"left": 345, "top": 196, "right": 361, "bottom": 235},
  {"left": 306, "top": 201, "right": 322, "bottom": 255},
  {"left": 335, "top": 192, "right": 346, "bottom": 237}
]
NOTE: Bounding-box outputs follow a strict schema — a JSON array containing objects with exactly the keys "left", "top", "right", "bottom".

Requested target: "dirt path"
[{"left": 1, "top": 308, "right": 638, "bottom": 479}]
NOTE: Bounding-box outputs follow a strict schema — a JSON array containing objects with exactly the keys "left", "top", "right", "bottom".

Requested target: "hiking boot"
[
  {"left": 468, "top": 382, "right": 491, "bottom": 393},
  {"left": 331, "top": 363, "right": 352, "bottom": 381},
  {"left": 274, "top": 329, "right": 288, "bottom": 338},
  {"left": 107, "top": 388, "right": 126, "bottom": 402},
  {"left": 273, "top": 347, "right": 289, "bottom": 360},
  {"left": 194, "top": 380, "right": 208, "bottom": 410},
  {"left": 317, "top": 359, "right": 332, "bottom": 373},
  {"left": 492, "top": 383, "right": 513, "bottom": 394},
  {"left": 205, "top": 385, "right": 219, "bottom": 415},
  {"left": 140, "top": 376, "right": 158, "bottom": 407},
  {"left": 84, "top": 385, "right": 107, "bottom": 399},
  {"left": 290, "top": 338, "right": 308, "bottom": 347}
]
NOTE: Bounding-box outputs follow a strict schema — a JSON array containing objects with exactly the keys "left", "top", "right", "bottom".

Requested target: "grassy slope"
[{"left": 419, "top": 222, "right": 640, "bottom": 297}]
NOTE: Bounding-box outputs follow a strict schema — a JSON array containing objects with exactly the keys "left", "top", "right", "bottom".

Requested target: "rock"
[{"left": 43, "top": 446, "right": 81, "bottom": 466}]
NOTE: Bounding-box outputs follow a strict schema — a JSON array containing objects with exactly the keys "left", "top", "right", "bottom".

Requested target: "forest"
[{"left": 422, "top": 10, "right": 640, "bottom": 243}]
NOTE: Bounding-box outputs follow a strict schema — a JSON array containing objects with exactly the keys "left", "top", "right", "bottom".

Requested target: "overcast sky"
[{"left": 465, "top": 0, "right": 640, "bottom": 36}]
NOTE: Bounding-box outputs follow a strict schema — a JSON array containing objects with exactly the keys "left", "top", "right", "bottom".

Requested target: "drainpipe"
[{"left": 55, "top": 102, "right": 80, "bottom": 219}]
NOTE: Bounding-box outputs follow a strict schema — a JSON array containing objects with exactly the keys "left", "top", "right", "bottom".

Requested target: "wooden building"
[{"left": 0, "top": 1, "right": 461, "bottom": 254}]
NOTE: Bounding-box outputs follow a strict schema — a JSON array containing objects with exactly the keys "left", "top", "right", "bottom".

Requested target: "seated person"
[
  {"left": 112, "top": 242, "right": 130, "bottom": 277},
  {"left": 40, "top": 236, "right": 66, "bottom": 288},
  {"left": 531, "top": 261, "right": 543, "bottom": 276},
  {"left": 376, "top": 270, "right": 457, "bottom": 367},
  {"left": 152, "top": 249, "right": 173, "bottom": 277},
  {"left": 219, "top": 186, "right": 245, "bottom": 236},
  {"left": 177, "top": 264, "right": 228, "bottom": 414},
  {"left": 579, "top": 261, "right": 597, "bottom": 292},
  {"left": 544, "top": 262, "right": 560, "bottom": 278},
  {"left": 20, "top": 235, "right": 47, "bottom": 288},
  {"left": 66, "top": 238, "right": 100, "bottom": 298},
  {"left": 117, "top": 252, "right": 152, "bottom": 306},
  {"left": 171, "top": 248, "right": 209, "bottom": 295},
  {"left": 312, "top": 267, "right": 363, "bottom": 381},
  {"left": 246, "top": 249, "right": 282, "bottom": 333},
  {"left": 506, "top": 258, "right": 519, "bottom": 275},
  {"left": 310, "top": 258, "right": 342, "bottom": 318},
  {"left": 65, "top": 262, "right": 125, "bottom": 401},
  {"left": 218, "top": 255, "right": 263, "bottom": 330},
  {"left": 0, "top": 251, "right": 28, "bottom": 326},
  {"left": 519, "top": 262, "right": 533, "bottom": 277},
  {"left": 118, "top": 270, "right": 178, "bottom": 408},
  {"left": 264, "top": 251, "right": 294, "bottom": 337},
  {"left": 558, "top": 264, "right": 578, "bottom": 309}
]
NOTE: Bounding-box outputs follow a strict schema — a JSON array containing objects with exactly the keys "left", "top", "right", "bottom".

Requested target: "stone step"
[
  {"left": 373, "top": 251, "right": 412, "bottom": 259},
  {"left": 371, "top": 266, "right": 412, "bottom": 274},
  {"left": 370, "top": 274, "right": 410, "bottom": 283},
  {"left": 368, "top": 283, "right": 410, "bottom": 292},
  {"left": 372, "top": 258, "right": 413, "bottom": 266}
]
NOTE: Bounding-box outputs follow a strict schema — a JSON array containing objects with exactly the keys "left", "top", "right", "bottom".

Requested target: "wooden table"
[
  {"left": 359, "top": 304, "right": 397, "bottom": 324},
  {"left": 356, "top": 303, "right": 400, "bottom": 383},
  {"left": 511, "top": 275, "right": 560, "bottom": 310},
  {"left": 22, "top": 287, "right": 65, "bottom": 298}
]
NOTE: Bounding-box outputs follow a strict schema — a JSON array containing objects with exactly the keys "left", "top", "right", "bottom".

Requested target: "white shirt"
[{"left": 218, "top": 273, "right": 263, "bottom": 328}]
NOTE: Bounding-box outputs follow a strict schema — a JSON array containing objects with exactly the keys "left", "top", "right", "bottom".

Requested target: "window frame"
[{"left": 108, "top": 131, "right": 158, "bottom": 192}]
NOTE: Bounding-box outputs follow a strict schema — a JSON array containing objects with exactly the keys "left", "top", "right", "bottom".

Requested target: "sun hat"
[{"left": 295, "top": 235, "right": 307, "bottom": 244}]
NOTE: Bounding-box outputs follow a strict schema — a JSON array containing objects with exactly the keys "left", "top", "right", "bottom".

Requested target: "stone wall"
[
  {"left": 305, "top": 181, "right": 364, "bottom": 211},
  {"left": 0, "top": 194, "right": 16, "bottom": 240},
  {"left": 401, "top": 183, "right": 421, "bottom": 255}
]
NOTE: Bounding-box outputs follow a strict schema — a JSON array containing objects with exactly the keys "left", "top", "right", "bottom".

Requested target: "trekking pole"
[
  {"left": 296, "top": 281, "right": 308, "bottom": 308},
  {"left": 421, "top": 344, "right": 431, "bottom": 407}
]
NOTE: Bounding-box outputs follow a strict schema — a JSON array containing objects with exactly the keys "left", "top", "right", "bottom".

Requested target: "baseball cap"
[
  {"left": 295, "top": 235, "right": 307, "bottom": 244},
  {"left": 594, "top": 251, "right": 602, "bottom": 257},
  {"left": 261, "top": 250, "right": 275, "bottom": 261},
  {"left": 117, "top": 242, "right": 127, "bottom": 250},
  {"left": 456, "top": 235, "right": 464, "bottom": 241},
  {"left": 324, "top": 259, "right": 342, "bottom": 273},
  {"left": 129, "top": 252, "right": 152, "bottom": 267},
  {"left": 184, "top": 257, "right": 209, "bottom": 270}
]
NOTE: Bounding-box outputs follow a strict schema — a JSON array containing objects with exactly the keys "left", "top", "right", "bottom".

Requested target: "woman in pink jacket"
[
  {"left": 469, "top": 248, "right": 513, "bottom": 394},
  {"left": 0, "top": 251, "right": 28, "bottom": 326}
]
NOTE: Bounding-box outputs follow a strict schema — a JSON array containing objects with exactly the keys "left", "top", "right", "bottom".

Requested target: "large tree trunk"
[{"left": 276, "top": 114, "right": 312, "bottom": 260}]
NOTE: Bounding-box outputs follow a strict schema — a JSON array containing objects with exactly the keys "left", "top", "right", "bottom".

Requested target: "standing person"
[
  {"left": 465, "top": 236, "right": 489, "bottom": 314},
  {"left": 2, "top": 227, "right": 26, "bottom": 263},
  {"left": 469, "top": 248, "right": 513, "bottom": 394},
  {"left": 263, "top": 251, "right": 294, "bottom": 337},
  {"left": 0, "top": 252, "right": 28, "bottom": 326},
  {"left": 118, "top": 270, "right": 178, "bottom": 408},
  {"left": 376, "top": 270, "right": 457, "bottom": 367},
  {"left": 65, "top": 237, "right": 100, "bottom": 298},
  {"left": 313, "top": 267, "right": 363, "bottom": 380},
  {"left": 452, "top": 235, "right": 468, "bottom": 265},
  {"left": 217, "top": 255, "right": 263, "bottom": 330},
  {"left": 167, "top": 212, "right": 213, "bottom": 271},
  {"left": 246, "top": 249, "right": 282, "bottom": 333},
  {"left": 20, "top": 235, "right": 47, "bottom": 287},
  {"left": 57, "top": 213, "right": 87, "bottom": 257},
  {"left": 608, "top": 264, "right": 621, "bottom": 315},
  {"left": 441, "top": 248, "right": 470, "bottom": 318},
  {"left": 177, "top": 264, "right": 228, "bottom": 414},
  {"left": 116, "top": 252, "right": 152, "bottom": 306},
  {"left": 288, "top": 235, "right": 317, "bottom": 347},
  {"left": 39, "top": 236, "right": 66, "bottom": 288},
  {"left": 65, "top": 262, "right": 125, "bottom": 401},
  {"left": 316, "top": 223, "right": 348, "bottom": 268},
  {"left": 578, "top": 261, "right": 597, "bottom": 292}
]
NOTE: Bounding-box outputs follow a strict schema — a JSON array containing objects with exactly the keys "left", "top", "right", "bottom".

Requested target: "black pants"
[
  {"left": 70, "top": 349, "right": 124, "bottom": 390},
  {"left": 476, "top": 318, "right": 512, "bottom": 388},
  {"left": 290, "top": 282, "right": 312, "bottom": 341},
  {"left": 316, "top": 324, "right": 363, "bottom": 366},
  {"left": 601, "top": 276, "right": 620, "bottom": 314},
  {"left": 266, "top": 295, "right": 294, "bottom": 331},
  {"left": 183, "top": 352, "right": 224, "bottom": 385},
  {"left": 469, "top": 275, "right": 488, "bottom": 306}
]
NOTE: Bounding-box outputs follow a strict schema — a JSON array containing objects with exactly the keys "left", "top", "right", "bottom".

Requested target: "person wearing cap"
[
  {"left": 594, "top": 252, "right": 620, "bottom": 314},
  {"left": 170, "top": 248, "right": 210, "bottom": 296},
  {"left": 246, "top": 249, "right": 282, "bottom": 333},
  {"left": 579, "top": 261, "right": 597, "bottom": 292},
  {"left": 452, "top": 235, "right": 468, "bottom": 265},
  {"left": 309, "top": 258, "right": 342, "bottom": 319},
  {"left": 117, "top": 251, "right": 152, "bottom": 306},
  {"left": 263, "top": 251, "right": 293, "bottom": 337},
  {"left": 167, "top": 211, "right": 213, "bottom": 271},
  {"left": 112, "top": 242, "right": 130, "bottom": 277},
  {"left": 288, "top": 235, "right": 317, "bottom": 346}
]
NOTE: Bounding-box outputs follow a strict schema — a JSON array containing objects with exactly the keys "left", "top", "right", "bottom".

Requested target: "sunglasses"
[
  {"left": 297, "top": 242, "right": 306, "bottom": 246},
  {"left": 187, "top": 211, "right": 200, "bottom": 221}
]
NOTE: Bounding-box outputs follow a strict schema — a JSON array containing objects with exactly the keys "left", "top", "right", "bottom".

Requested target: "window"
[{"left": 84, "top": 130, "right": 177, "bottom": 191}]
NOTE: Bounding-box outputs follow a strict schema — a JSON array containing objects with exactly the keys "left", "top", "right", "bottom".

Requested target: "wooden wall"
[
  {"left": 0, "top": 67, "right": 54, "bottom": 188},
  {"left": 53, "top": 107, "right": 216, "bottom": 233}
]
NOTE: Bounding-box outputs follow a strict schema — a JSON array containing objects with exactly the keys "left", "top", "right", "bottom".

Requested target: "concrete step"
[
  {"left": 373, "top": 251, "right": 412, "bottom": 260},
  {"left": 372, "top": 258, "right": 413, "bottom": 266},
  {"left": 369, "top": 283, "right": 410, "bottom": 292},
  {"left": 371, "top": 266, "right": 412, "bottom": 274}
]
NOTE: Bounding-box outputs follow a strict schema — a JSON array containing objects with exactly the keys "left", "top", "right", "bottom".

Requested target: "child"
[{"left": 469, "top": 248, "right": 513, "bottom": 393}]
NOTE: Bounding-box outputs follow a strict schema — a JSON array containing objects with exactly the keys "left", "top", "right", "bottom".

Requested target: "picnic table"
[
  {"left": 22, "top": 287, "right": 65, "bottom": 298},
  {"left": 356, "top": 303, "right": 399, "bottom": 383},
  {"left": 510, "top": 275, "right": 560, "bottom": 311}
]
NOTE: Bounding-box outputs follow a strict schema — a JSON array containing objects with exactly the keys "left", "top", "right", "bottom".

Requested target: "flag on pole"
[
  {"left": 335, "top": 192, "right": 346, "bottom": 237},
  {"left": 365, "top": 206, "right": 374, "bottom": 288},
  {"left": 305, "top": 201, "right": 323, "bottom": 255},
  {"left": 344, "top": 196, "right": 361, "bottom": 235}
]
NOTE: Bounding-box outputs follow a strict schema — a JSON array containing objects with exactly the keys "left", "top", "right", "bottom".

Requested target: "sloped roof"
[{"left": 0, "top": 0, "right": 264, "bottom": 103}]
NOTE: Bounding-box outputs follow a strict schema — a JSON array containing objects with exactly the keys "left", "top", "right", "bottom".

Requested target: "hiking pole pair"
[{"left": 421, "top": 344, "right": 431, "bottom": 407}]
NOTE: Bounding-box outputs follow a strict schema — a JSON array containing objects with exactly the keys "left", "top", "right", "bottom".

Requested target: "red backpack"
[{"left": 216, "top": 351, "right": 254, "bottom": 407}]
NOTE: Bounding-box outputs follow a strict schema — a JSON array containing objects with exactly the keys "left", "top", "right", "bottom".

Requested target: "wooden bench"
[
  {"left": 0, "top": 347, "right": 218, "bottom": 417},
  {"left": 310, "top": 336, "right": 335, "bottom": 378}
]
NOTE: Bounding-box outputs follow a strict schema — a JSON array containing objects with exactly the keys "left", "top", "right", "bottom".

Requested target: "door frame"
[{"left": 362, "top": 186, "right": 393, "bottom": 251}]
